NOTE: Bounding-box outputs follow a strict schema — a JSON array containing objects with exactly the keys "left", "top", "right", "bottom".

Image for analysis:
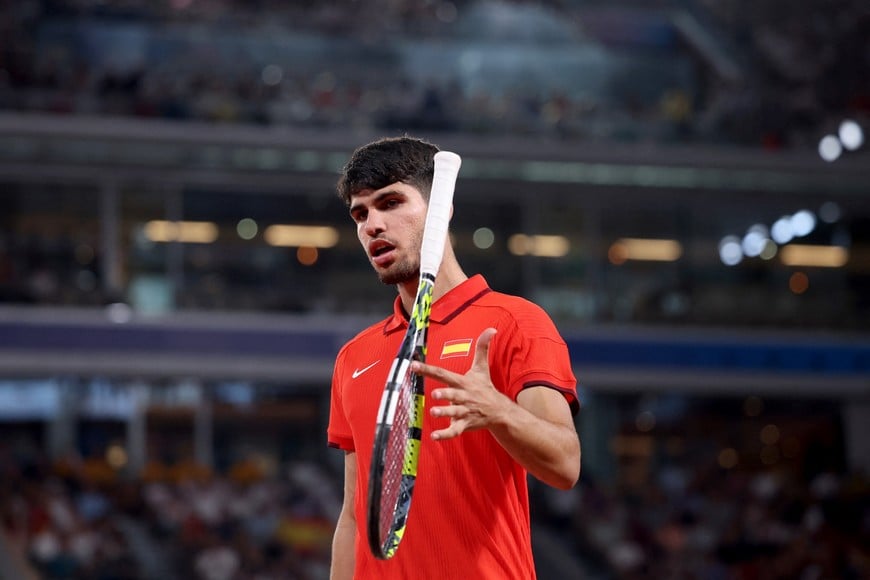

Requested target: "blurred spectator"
[{"left": 7, "top": 0, "right": 864, "bottom": 150}]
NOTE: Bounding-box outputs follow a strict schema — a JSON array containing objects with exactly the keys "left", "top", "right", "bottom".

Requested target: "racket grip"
[{"left": 420, "top": 151, "right": 462, "bottom": 275}]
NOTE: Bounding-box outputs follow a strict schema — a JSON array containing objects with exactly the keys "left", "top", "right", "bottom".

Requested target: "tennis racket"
[{"left": 366, "top": 150, "right": 462, "bottom": 560}]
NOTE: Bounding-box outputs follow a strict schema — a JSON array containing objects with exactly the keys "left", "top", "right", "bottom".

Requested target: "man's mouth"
[{"left": 369, "top": 240, "right": 396, "bottom": 266}]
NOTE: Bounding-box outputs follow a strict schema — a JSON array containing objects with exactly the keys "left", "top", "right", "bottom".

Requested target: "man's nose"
[{"left": 364, "top": 210, "right": 385, "bottom": 236}]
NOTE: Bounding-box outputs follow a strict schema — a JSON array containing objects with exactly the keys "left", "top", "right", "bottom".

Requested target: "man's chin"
[{"left": 377, "top": 266, "right": 419, "bottom": 286}]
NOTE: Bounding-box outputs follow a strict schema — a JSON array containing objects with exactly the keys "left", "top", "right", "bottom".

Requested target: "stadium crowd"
[
  {"left": 1, "top": 0, "right": 865, "bottom": 149},
  {"left": 3, "top": 427, "right": 867, "bottom": 579},
  {"left": 559, "top": 461, "right": 870, "bottom": 579},
  {"left": 0, "top": 443, "right": 338, "bottom": 580}
]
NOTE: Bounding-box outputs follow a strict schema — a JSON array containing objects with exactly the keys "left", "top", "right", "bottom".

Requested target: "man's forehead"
[{"left": 349, "top": 182, "right": 421, "bottom": 204}]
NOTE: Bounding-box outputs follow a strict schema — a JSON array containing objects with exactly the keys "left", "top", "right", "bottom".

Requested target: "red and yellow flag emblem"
[{"left": 440, "top": 338, "right": 473, "bottom": 359}]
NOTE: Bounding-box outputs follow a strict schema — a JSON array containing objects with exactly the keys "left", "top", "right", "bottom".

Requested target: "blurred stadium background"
[{"left": 0, "top": 0, "right": 868, "bottom": 578}]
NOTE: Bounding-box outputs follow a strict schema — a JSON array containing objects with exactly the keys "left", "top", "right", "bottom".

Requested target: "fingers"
[
  {"left": 430, "top": 419, "right": 467, "bottom": 441},
  {"left": 431, "top": 387, "right": 462, "bottom": 403},
  {"left": 410, "top": 327, "right": 497, "bottom": 382},
  {"left": 431, "top": 425, "right": 462, "bottom": 441},
  {"left": 410, "top": 361, "right": 457, "bottom": 384},
  {"left": 411, "top": 327, "right": 499, "bottom": 442},
  {"left": 430, "top": 402, "right": 466, "bottom": 418},
  {"left": 471, "top": 327, "right": 496, "bottom": 372}
]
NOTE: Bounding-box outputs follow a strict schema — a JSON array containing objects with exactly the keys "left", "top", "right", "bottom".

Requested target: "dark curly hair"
[{"left": 336, "top": 136, "right": 440, "bottom": 206}]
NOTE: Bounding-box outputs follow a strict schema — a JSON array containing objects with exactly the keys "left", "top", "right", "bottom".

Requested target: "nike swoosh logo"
[{"left": 352, "top": 360, "right": 381, "bottom": 379}]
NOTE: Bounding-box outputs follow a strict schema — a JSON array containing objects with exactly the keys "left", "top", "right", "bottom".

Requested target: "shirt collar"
[{"left": 383, "top": 274, "right": 491, "bottom": 334}]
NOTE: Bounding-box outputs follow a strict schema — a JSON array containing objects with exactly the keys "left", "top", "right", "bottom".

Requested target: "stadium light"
[
  {"left": 609, "top": 238, "right": 682, "bottom": 263},
  {"left": 838, "top": 120, "right": 864, "bottom": 151},
  {"left": 144, "top": 220, "right": 219, "bottom": 243},
  {"left": 780, "top": 244, "right": 848, "bottom": 268},
  {"left": 264, "top": 225, "right": 339, "bottom": 248},
  {"left": 508, "top": 234, "right": 570, "bottom": 257}
]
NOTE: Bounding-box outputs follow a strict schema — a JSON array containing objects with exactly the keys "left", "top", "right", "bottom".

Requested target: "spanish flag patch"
[{"left": 440, "top": 338, "right": 474, "bottom": 359}]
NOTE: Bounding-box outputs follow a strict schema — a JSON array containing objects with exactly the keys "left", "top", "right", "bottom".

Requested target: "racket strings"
[{"left": 378, "top": 371, "right": 416, "bottom": 544}]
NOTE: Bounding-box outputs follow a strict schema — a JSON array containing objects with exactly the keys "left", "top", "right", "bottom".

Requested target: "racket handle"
[{"left": 420, "top": 151, "right": 462, "bottom": 275}]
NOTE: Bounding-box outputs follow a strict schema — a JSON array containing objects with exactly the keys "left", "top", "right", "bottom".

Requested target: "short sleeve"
[
  {"left": 327, "top": 347, "right": 355, "bottom": 451},
  {"left": 492, "top": 302, "right": 579, "bottom": 415}
]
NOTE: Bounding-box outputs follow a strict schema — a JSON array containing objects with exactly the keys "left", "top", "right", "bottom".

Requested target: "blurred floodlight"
[
  {"left": 718, "top": 448, "right": 739, "bottom": 469},
  {"left": 145, "top": 220, "right": 218, "bottom": 243},
  {"left": 819, "top": 201, "right": 841, "bottom": 224},
  {"left": 508, "top": 234, "right": 570, "bottom": 257},
  {"left": 608, "top": 238, "right": 682, "bottom": 262},
  {"left": 838, "top": 119, "right": 864, "bottom": 151},
  {"left": 781, "top": 244, "right": 848, "bottom": 268},
  {"left": 791, "top": 210, "right": 816, "bottom": 237},
  {"left": 237, "top": 218, "right": 258, "bottom": 240},
  {"left": 527, "top": 235, "right": 570, "bottom": 258},
  {"left": 771, "top": 216, "right": 794, "bottom": 244},
  {"left": 261, "top": 64, "right": 283, "bottom": 86},
  {"left": 472, "top": 227, "right": 495, "bottom": 249},
  {"left": 741, "top": 225, "right": 769, "bottom": 258},
  {"left": 718, "top": 235, "right": 742, "bottom": 266},
  {"left": 759, "top": 239, "right": 777, "bottom": 260},
  {"left": 818, "top": 135, "right": 842, "bottom": 162},
  {"left": 105, "top": 302, "right": 133, "bottom": 324},
  {"left": 297, "top": 246, "right": 319, "bottom": 266},
  {"left": 106, "top": 444, "right": 128, "bottom": 469},
  {"left": 264, "top": 225, "right": 338, "bottom": 248},
  {"left": 789, "top": 272, "right": 809, "bottom": 294}
]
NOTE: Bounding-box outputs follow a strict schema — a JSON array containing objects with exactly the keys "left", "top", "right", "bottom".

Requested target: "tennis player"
[{"left": 328, "top": 136, "right": 581, "bottom": 579}]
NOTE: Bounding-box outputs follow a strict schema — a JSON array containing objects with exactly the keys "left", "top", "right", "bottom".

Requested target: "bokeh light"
[
  {"left": 760, "top": 424, "right": 780, "bottom": 446},
  {"left": 770, "top": 216, "right": 794, "bottom": 244},
  {"left": 818, "top": 201, "right": 841, "bottom": 224},
  {"left": 718, "top": 448, "right": 739, "bottom": 469},
  {"left": 759, "top": 239, "right": 777, "bottom": 260},
  {"left": 741, "top": 225, "right": 769, "bottom": 258},
  {"left": 818, "top": 135, "right": 842, "bottom": 162},
  {"left": 297, "top": 246, "right": 319, "bottom": 266},
  {"left": 789, "top": 272, "right": 809, "bottom": 295},
  {"left": 718, "top": 235, "right": 742, "bottom": 266},
  {"left": 790, "top": 210, "right": 816, "bottom": 237},
  {"left": 237, "top": 218, "right": 258, "bottom": 240},
  {"left": 261, "top": 64, "right": 283, "bottom": 86},
  {"left": 472, "top": 227, "right": 495, "bottom": 249},
  {"left": 838, "top": 120, "right": 864, "bottom": 151}
]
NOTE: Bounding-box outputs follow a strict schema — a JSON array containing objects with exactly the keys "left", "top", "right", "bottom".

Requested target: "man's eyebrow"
[{"left": 349, "top": 189, "right": 406, "bottom": 214}]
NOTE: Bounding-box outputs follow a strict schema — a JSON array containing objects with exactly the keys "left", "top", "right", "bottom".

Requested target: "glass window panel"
[
  {"left": 0, "top": 182, "right": 101, "bottom": 306},
  {"left": 122, "top": 185, "right": 173, "bottom": 313}
]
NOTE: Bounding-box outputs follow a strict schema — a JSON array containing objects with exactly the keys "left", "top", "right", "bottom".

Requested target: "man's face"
[{"left": 349, "top": 182, "right": 427, "bottom": 285}]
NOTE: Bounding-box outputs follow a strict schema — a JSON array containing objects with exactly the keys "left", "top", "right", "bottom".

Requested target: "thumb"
[{"left": 471, "top": 327, "right": 497, "bottom": 372}]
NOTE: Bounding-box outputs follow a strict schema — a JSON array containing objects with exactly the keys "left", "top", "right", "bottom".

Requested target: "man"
[{"left": 328, "top": 136, "right": 580, "bottom": 579}]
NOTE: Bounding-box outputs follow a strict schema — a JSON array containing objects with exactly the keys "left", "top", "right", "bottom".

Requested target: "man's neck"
[{"left": 397, "top": 259, "right": 467, "bottom": 316}]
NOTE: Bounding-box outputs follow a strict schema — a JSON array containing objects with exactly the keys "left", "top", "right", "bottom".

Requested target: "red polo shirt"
[{"left": 328, "top": 274, "right": 577, "bottom": 579}]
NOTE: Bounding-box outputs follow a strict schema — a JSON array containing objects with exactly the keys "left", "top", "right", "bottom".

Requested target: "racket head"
[
  {"left": 367, "top": 274, "right": 433, "bottom": 559},
  {"left": 366, "top": 150, "right": 461, "bottom": 559}
]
